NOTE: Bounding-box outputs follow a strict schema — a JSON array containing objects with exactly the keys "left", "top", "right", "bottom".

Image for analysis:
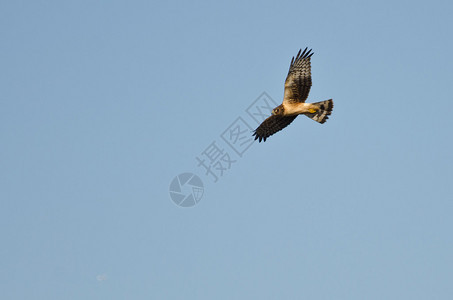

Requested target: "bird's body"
[
  {"left": 253, "top": 48, "right": 333, "bottom": 142},
  {"left": 281, "top": 102, "right": 319, "bottom": 116}
]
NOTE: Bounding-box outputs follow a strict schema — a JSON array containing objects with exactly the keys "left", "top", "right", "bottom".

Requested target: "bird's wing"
[
  {"left": 283, "top": 48, "right": 313, "bottom": 104},
  {"left": 253, "top": 115, "right": 297, "bottom": 142}
]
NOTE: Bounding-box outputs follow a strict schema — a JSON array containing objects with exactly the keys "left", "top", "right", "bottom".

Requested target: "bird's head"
[{"left": 271, "top": 105, "right": 283, "bottom": 116}]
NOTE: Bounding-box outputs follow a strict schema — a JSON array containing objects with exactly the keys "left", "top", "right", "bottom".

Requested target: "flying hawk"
[{"left": 253, "top": 48, "right": 333, "bottom": 142}]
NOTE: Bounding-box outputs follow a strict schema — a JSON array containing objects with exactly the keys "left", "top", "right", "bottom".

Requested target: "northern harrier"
[{"left": 253, "top": 48, "right": 333, "bottom": 142}]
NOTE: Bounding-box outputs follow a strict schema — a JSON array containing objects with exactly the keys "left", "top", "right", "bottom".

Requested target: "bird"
[{"left": 253, "top": 48, "right": 333, "bottom": 142}]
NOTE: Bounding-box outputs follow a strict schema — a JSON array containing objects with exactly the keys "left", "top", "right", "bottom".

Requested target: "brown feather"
[
  {"left": 253, "top": 115, "right": 297, "bottom": 142},
  {"left": 283, "top": 48, "right": 313, "bottom": 104}
]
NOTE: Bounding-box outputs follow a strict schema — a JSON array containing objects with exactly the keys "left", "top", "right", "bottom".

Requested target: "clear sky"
[{"left": 1, "top": 0, "right": 453, "bottom": 299}]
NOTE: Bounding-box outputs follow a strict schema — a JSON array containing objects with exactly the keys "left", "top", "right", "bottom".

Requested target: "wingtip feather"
[{"left": 291, "top": 47, "right": 314, "bottom": 65}]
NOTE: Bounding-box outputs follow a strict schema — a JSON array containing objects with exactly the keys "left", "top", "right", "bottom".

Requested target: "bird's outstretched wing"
[
  {"left": 283, "top": 48, "right": 313, "bottom": 103},
  {"left": 253, "top": 115, "right": 297, "bottom": 142}
]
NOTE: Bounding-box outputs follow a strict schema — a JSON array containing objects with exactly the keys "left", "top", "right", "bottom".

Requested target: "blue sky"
[{"left": 1, "top": 0, "right": 453, "bottom": 299}]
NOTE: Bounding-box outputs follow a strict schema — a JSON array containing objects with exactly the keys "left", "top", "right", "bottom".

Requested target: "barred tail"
[{"left": 306, "top": 99, "right": 334, "bottom": 124}]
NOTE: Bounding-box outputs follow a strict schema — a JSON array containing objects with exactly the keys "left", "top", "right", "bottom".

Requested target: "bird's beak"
[{"left": 271, "top": 111, "right": 275, "bottom": 116}]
